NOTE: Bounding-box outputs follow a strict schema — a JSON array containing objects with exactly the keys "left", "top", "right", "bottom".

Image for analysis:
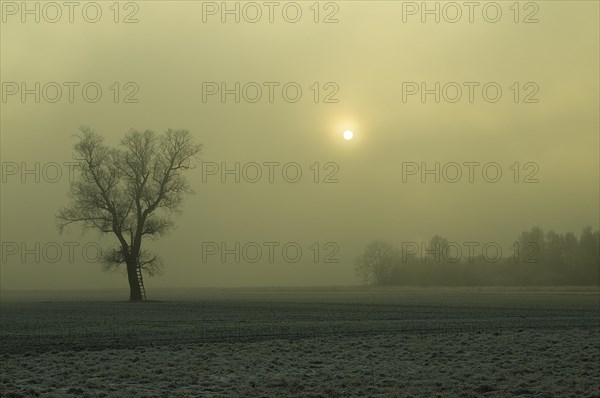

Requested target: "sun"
[{"left": 343, "top": 130, "right": 354, "bottom": 141}]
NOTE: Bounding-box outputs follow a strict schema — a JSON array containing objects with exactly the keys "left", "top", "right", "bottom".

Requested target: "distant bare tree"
[
  {"left": 57, "top": 127, "right": 201, "bottom": 301},
  {"left": 354, "top": 240, "right": 396, "bottom": 285}
]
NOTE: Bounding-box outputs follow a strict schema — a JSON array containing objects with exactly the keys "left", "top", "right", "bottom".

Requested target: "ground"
[{"left": 1, "top": 287, "right": 598, "bottom": 397}]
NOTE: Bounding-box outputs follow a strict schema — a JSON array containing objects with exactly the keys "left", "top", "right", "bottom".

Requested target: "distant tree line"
[{"left": 355, "top": 227, "right": 599, "bottom": 286}]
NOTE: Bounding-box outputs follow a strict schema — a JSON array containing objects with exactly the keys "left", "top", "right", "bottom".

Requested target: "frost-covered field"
[{"left": 1, "top": 287, "right": 599, "bottom": 397}]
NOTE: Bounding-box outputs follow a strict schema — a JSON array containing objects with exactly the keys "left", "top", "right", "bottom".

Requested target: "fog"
[{"left": 1, "top": 1, "right": 598, "bottom": 291}]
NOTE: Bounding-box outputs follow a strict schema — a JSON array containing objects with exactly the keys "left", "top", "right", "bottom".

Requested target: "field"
[{"left": 1, "top": 287, "right": 599, "bottom": 397}]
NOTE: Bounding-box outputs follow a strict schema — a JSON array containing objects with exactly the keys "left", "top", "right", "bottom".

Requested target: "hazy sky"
[{"left": 1, "top": 1, "right": 598, "bottom": 290}]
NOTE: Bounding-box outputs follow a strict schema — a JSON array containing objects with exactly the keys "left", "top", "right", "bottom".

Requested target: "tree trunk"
[{"left": 126, "top": 259, "right": 143, "bottom": 301}]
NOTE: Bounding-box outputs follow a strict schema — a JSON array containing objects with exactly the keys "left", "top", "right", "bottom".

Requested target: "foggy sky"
[{"left": 1, "top": 1, "right": 598, "bottom": 290}]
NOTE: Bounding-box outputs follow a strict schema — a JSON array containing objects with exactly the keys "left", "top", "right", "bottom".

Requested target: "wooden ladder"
[{"left": 136, "top": 260, "right": 147, "bottom": 301}]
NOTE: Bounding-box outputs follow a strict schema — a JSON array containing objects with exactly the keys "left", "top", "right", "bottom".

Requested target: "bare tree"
[
  {"left": 355, "top": 240, "right": 397, "bottom": 286},
  {"left": 57, "top": 127, "right": 201, "bottom": 301}
]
